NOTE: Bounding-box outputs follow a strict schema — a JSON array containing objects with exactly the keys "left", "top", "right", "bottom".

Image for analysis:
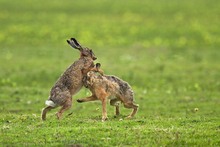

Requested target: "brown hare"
[
  {"left": 77, "top": 63, "right": 139, "bottom": 122},
  {"left": 41, "top": 38, "right": 97, "bottom": 120}
]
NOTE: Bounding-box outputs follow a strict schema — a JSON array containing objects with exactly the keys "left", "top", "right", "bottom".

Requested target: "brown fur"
[
  {"left": 78, "top": 63, "right": 139, "bottom": 121},
  {"left": 41, "top": 38, "right": 97, "bottom": 120}
]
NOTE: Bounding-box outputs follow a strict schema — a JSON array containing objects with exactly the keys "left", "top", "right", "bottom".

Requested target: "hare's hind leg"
[
  {"left": 56, "top": 97, "right": 72, "bottom": 120},
  {"left": 110, "top": 98, "right": 120, "bottom": 116},
  {"left": 123, "top": 101, "right": 139, "bottom": 118},
  {"left": 42, "top": 106, "right": 54, "bottom": 121}
]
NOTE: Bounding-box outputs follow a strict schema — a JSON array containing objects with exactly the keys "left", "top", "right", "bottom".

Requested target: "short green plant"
[{"left": 0, "top": 0, "right": 220, "bottom": 146}]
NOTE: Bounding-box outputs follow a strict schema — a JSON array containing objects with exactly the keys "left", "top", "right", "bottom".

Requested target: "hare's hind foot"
[
  {"left": 124, "top": 102, "right": 139, "bottom": 118},
  {"left": 56, "top": 112, "right": 62, "bottom": 120},
  {"left": 41, "top": 106, "right": 54, "bottom": 121},
  {"left": 125, "top": 113, "right": 137, "bottom": 119},
  {"left": 56, "top": 98, "right": 72, "bottom": 120}
]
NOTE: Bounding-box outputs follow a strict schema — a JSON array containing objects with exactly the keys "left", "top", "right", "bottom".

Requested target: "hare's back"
[{"left": 105, "top": 75, "right": 132, "bottom": 93}]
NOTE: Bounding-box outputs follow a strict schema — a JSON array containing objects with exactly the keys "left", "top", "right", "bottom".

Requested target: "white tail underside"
[{"left": 45, "top": 100, "right": 57, "bottom": 107}]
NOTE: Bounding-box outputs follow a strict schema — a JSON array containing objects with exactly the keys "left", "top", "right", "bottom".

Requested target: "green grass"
[{"left": 0, "top": 0, "right": 220, "bottom": 146}]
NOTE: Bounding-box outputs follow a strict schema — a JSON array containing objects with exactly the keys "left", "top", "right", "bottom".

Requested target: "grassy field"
[{"left": 0, "top": 0, "right": 220, "bottom": 146}]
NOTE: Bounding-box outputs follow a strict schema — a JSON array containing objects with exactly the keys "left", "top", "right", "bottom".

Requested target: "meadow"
[{"left": 0, "top": 0, "right": 220, "bottom": 146}]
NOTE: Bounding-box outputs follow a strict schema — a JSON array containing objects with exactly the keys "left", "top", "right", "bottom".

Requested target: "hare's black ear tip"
[
  {"left": 96, "top": 63, "right": 101, "bottom": 67},
  {"left": 71, "top": 38, "right": 76, "bottom": 41}
]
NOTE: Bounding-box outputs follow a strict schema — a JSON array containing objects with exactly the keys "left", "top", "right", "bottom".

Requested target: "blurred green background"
[
  {"left": 0, "top": 0, "right": 220, "bottom": 146},
  {"left": 1, "top": 0, "right": 219, "bottom": 88}
]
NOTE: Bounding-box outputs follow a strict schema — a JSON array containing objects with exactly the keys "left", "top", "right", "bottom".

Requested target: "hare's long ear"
[
  {"left": 96, "top": 63, "right": 101, "bottom": 69},
  {"left": 67, "top": 38, "right": 83, "bottom": 50},
  {"left": 95, "top": 63, "right": 104, "bottom": 75}
]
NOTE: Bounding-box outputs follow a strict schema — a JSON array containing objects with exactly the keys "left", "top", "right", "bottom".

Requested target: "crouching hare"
[
  {"left": 77, "top": 63, "right": 139, "bottom": 122},
  {"left": 41, "top": 38, "right": 97, "bottom": 120}
]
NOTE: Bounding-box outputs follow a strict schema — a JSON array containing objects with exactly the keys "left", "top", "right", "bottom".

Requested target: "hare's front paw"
[
  {"left": 77, "top": 99, "right": 83, "bottom": 103},
  {"left": 56, "top": 112, "right": 62, "bottom": 120},
  {"left": 102, "top": 116, "right": 108, "bottom": 122}
]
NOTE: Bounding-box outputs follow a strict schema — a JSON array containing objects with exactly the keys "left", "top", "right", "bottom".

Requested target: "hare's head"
[
  {"left": 87, "top": 63, "right": 103, "bottom": 77},
  {"left": 67, "top": 38, "right": 97, "bottom": 60}
]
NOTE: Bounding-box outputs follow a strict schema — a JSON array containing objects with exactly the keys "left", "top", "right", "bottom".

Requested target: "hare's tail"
[{"left": 45, "top": 100, "right": 57, "bottom": 107}]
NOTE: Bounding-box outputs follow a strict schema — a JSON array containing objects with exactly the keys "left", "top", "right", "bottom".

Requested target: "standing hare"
[
  {"left": 41, "top": 38, "right": 97, "bottom": 120},
  {"left": 78, "top": 63, "right": 139, "bottom": 122}
]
